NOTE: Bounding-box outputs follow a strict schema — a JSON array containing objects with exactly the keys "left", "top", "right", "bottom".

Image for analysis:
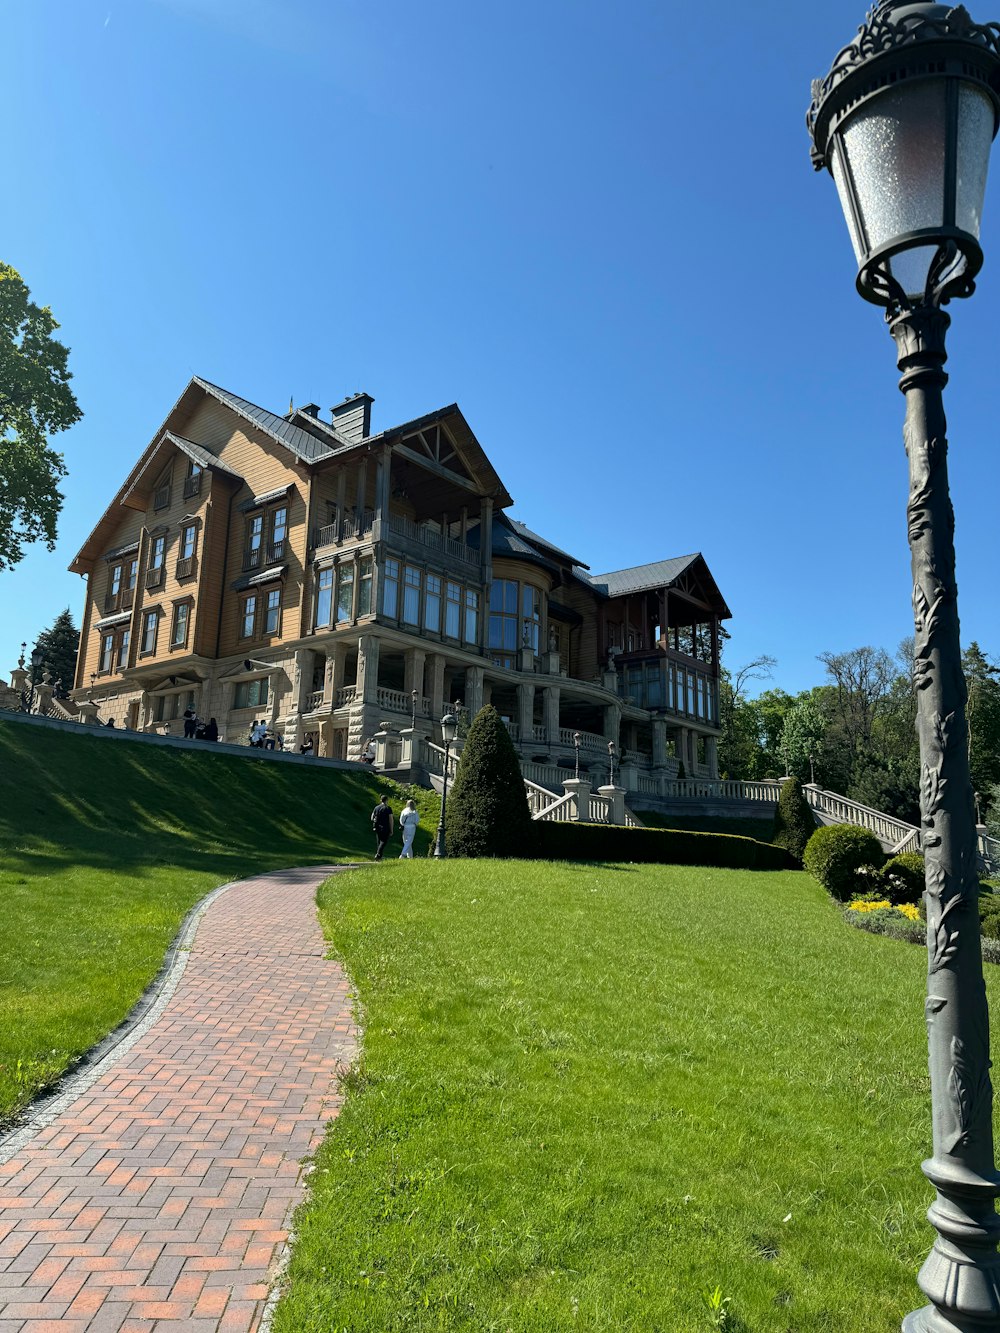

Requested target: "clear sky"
[{"left": 4, "top": 0, "right": 999, "bottom": 698}]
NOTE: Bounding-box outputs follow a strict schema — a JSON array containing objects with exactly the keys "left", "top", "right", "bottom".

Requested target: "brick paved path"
[{"left": 0, "top": 865, "right": 357, "bottom": 1332}]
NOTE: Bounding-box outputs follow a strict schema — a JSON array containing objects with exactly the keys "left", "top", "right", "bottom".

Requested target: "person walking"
[
  {"left": 371, "top": 794, "right": 394, "bottom": 861},
  {"left": 182, "top": 705, "right": 198, "bottom": 739},
  {"left": 398, "top": 799, "right": 419, "bottom": 859}
]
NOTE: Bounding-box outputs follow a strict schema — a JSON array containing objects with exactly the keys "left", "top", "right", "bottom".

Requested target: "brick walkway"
[{"left": 0, "top": 865, "right": 357, "bottom": 1332}]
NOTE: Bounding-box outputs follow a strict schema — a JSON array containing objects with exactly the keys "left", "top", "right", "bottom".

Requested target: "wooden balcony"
[
  {"left": 312, "top": 509, "right": 375, "bottom": 549},
  {"left": 153, "top": 485, "right": 171, "bottom": 511},
  {"left": 183, "top": 473, "right": 202, "bottom": 500},
  {"left": 242, "top": 542, "right": 284, "bottom": 573},
  {"left": 175, "top": 556, "right": 196, "bottom": 580},
  {"left": 145, "top": 565, "right": 164, "bottom": 590}
]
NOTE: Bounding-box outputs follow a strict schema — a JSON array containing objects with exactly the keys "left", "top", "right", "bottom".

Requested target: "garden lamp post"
[
  {"left": 411, "top": 688, "right": 418, "bottom": 729},
  {"left": 808, "top": 5, "right": 1000, "bottom": 1327},
  {"left": 608, "top": 740, "right": 616, "bottom": 788},
  {"left": 20, "top": 644, "right": 43, "bottom": 713},
  {"left": 574, "top": 731, "right": 582, "bottom": 781},
  {"left": 433, "top": 711, "right": 458, "bottom": 859}
]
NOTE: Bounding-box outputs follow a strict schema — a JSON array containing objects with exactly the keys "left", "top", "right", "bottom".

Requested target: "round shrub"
[
  {"left": 771, "top": 778, "right": 815, "bottom": 865},
  {"left": 803, "top": 823, "right": 886, "bottom": 901},
  {"left": 880, "top": 852, "right": 926, "bottom": 905}
]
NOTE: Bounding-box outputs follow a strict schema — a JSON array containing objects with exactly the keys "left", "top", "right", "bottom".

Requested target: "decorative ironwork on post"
[{"left": 809, "top": 4, "right": 1000, "bottom": 1327}]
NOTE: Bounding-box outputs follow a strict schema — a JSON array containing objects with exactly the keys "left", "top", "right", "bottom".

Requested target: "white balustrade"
[
  {"left": 334, "top": 686, "right": 357, "bottom": 707},
  {"left": 305, "top": 689, "right": 324, "bottom": 712},
  {"left": 662, "top": 779, "right": 783, "bottom": 802}
]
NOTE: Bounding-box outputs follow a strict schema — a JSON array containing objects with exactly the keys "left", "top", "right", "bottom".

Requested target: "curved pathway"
[{"left": 0, "top": 865, "right": 357, "bottom": 1332}]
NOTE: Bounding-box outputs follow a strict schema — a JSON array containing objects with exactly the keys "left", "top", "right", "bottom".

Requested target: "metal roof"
[
  {"left": 193, "top": 378, "right": 338, "bottom": 464},
  {"left": 231, "top": 564, "right": 288, "bottom": 592},
  {"left": 162, "top": 432, "right": 244, "bottom": 482},
  {"left": 238, "top": 484, "right": 292, "bottom": 514},
  {"left": 509, "top": 520, "right": 587, "bottom": 569},
  {"left": 103, "top": 540, "right": 140, "bottom": 562},
  {"left": 93, "top": 611, "right": 133, "bottom": 631},
  {"left": 584, "top": 555, "right": 702, "bottom": 598}
]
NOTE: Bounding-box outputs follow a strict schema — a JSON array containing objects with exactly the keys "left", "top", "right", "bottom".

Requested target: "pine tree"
[
  {"left": 446, "top": 704, "right": 532, "bottom": 857},
  {"left": 772, "top": 777, "right": 816, "bottom": 864},
  {"left": 32, "top": 608, "right": 79, "bottom": 696}
]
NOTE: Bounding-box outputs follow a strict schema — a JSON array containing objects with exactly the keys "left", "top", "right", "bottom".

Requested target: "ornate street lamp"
[
  {"left": 608, "top": 739, "right": 616, "bottom": 789},
  {"left": 411, "top": 687, "right": 418, "bottom": 730},
  {"left": 433, "top": 711, "right": 458, "bottom": 859},
  {"left": 574, "top": 731, "right": 582, "bottom": 781},
  {"left": 809, "top": 6, "right": 1000, "bottom": 1328},
  {"left": 20, "top": 644, "right": 44, "bottom": 713}
]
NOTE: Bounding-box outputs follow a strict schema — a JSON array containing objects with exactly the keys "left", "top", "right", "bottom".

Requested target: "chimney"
[
  {"left": 300, "top": 403, "right": 321, "bottom": 418},
  {"left": 331, "top": 393, "right": 373, "bottom": 444}
]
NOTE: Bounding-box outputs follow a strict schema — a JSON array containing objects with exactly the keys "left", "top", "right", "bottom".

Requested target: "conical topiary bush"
[
  {"left": 446, "top": 704, "right": 532, "bottom": 857},
  {"left": 772, "top": 777, "right": 816, "bottom": 864}
]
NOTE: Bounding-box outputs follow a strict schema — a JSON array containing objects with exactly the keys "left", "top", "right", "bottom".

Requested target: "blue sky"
[{"left": 5, "top": 0, "right": 999, "bottom": 696}]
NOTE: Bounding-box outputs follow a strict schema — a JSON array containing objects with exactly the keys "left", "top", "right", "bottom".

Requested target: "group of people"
[
  {"left": 371, "top": 795, "right": 421, "bottom": 860},
  {"left": 247, "top": 719, "right": 283, "bottom": 750},
  {"left": 182, "top": 707, "right": 219, "bottom": 742}
]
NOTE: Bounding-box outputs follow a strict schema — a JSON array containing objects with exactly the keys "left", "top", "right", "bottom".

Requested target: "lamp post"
[
  {"left": 574, "top": 731, "right": 581, "bottom": 781},
  {"left": 20, "top": 644, "right": 43, "bottom": 713},
  {"left": 411, "top": 688, "right": 418, "bottom": 730},
  {"left": 809, "top": 6, "right": 1000, "bottom": 1328},
  {"left": 608, "top": 739, "right": 616, "bottom": 789},
  {"left": 433, "top": 711, "right": 458, "bottom": 859}
]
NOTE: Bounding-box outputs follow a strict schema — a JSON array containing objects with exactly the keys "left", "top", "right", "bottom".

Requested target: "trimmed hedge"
[
  {"left": 446, "top": 705, "right": 532, "bottom": 858},
  {"left": 531, "top": 820, "right": 794, "bottom": 870},
  {"left": 804, "top": 823, "right": 886, "bottom": 901}
]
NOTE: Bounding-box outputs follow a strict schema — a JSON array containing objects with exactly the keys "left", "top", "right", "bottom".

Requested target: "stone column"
[
  {"left": 404, "top": 647, "right": 426, "bottom": 700},
  {"left": 517, "top": 682, "right": 535, "bottom": 740},
  {"left": 357, "top": 633, "right": 380, "bottom": 705},
  {"left": 427, "top": 654, "right": 446, "bottom": 718},
  {"left": 77, "top": 699, "right": 100, "bottom": 725},
  {"left": 652, "top": 717, "right": 668, "bottom": 768},
  {"left": 466, "top": 666, "right": 485, "bottom": 719},
  {"left": 326, "top": 642, "right": 347, "bottom": 702},
  {"left": 543, "top": 685, "right": 560, "bottom": 746},
  {"left": 706, "top": 735, "right": 719, "bottom": 779},
  {"left": 482, "top": 678, "right": 493, "bottom": 710},
  {"left": 603, "top": 702, "right": 622, "bottom": 749},
  {"left": 597, "top": 784, "right": 626, "bottom": 825},
  {"left": 32, "top": 678, "right": 54, "bottom": 716}
]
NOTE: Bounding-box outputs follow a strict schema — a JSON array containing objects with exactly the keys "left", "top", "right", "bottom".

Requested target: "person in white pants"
[{"left": 399, "top": 799, "right": 420, "bottom": 858}]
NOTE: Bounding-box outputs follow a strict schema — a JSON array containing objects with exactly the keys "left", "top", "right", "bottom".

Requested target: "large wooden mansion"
[{"left": 70, "top": 379, "right": 730, "bottom": 791}]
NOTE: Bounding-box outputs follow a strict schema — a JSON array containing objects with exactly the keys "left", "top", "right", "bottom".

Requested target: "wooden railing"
[
  {"left": 183, "top": 473, "right": 202, "bottom": 499},
  {"left": 175, "top": 556, "right": 195, "bottom": 580},
  {"left": 145, "top": 565, "right": 164, "bottom": 590},
  {"left": 313, "top": 510, "right": 375, "bottom": 549},
  {"left": 385, "top": 513, "right": 479, "bottom": 566}
]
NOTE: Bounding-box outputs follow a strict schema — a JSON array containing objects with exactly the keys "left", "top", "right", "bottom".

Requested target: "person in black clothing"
[
  {"left": 203, "top": 718, "right": 219, "bottom": 742},
  {"left": 371, "top": 795, "right": 394, "bottom": 861}
]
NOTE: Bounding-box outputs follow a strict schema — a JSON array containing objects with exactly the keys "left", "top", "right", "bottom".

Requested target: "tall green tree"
[
  {"left": 779, "top": 697, "right": 826, "bottom": 782},
  {"left": 717, "top": 654, "right": 775, "bottom": 779},
  {"left": 31, "top": 608, "right": 79, "bottom": 696},
  {"left": 963, "top": 642, "right": 1000, "bottom": 798},
  {"left": 0, "top": 263, "right": 82, "bottom": 571}
]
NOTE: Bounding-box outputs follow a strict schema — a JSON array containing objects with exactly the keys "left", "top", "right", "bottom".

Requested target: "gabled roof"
[
  {"left": 581, "top": 553, "right": 732, "bottom": 618},
  {"left": 162, "top": 432, "right": 244, "bottom": 483},
  {"left": 191, "top": 378, "right": 338, "bottom": 464}
]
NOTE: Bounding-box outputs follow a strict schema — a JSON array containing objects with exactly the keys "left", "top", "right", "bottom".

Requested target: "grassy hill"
[
  {"left": 0, "top": 716, "right": 436, "bottom": 1123},
  {"left": 272, "top": 859, "right": 972, "bottom": 1332}
]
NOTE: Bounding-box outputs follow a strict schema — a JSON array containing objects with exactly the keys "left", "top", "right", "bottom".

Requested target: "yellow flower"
[{"left": 848, "top": 899, "right": 892, "bottom": 913}]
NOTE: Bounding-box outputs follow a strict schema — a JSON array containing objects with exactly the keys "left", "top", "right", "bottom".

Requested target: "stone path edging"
[{"left": 0, "top": 863, "right": 360, "bottom": 1331}]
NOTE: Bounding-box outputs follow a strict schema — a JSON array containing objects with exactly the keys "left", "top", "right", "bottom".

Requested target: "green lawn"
[
  {"left": 273, "top": 858, "right": 969, "bottom": 1333},
  {"left": 0, "top": 717, "right": 436, "bottom": 1124}
]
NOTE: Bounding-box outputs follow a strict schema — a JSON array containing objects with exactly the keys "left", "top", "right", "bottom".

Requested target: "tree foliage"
[
  {"left": 31, "top": 608, "right": 80, "bottom": 696},
  {"left": 0, "top": 263, "right": 82, "bottom": 571},
  {"left": 446, "top": 705, "right": 532, "bottom": 858},
  {"left": 771, "top": 779, "right": 816, "bottom": 864}
]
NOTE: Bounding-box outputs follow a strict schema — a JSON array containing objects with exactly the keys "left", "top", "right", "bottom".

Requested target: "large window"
[
  {"left": 99, "top": 634, "right": 114, "bottom": 674},
  {"left": 403, "top": 566, "right": 420, "bottom": 625},
  {"left": 465, "top": 589, "right": 479, "bottom": 645},
  {"left": 521, "top": 583, "right": 540, "bottom": 653},
  {"left": 117, "top": 630, "right": 130, "bottom": 670},
  {"left": 141, "top": 611, "right": 159, "bottom": 656},
  {"left": 265, "top": 588, "right": 281, "bottom": 635},
  {"left": 316, "top": 567, "right": 334, "bottom": 628},
  {"left": 241, "top": 595, "right": 257, "bottom": 640},
  {"left": 171, "top": 601, "right": 191, "bottom": 649},
  {"left": 424, "top": 574, "right": 441, "bottom": 633},
  {"left": 445, "top": 582, "right": 461, "bottom": 638},
  {"left": 336, "top": 564, "right": 354, "bottom": 624},
  {"left": 383, "top": 558, "right": 400, "bottom": 618},
  {"left": 358, "top": 557, "right": 373, "bottom": 616},
  {"left": 489, "top": 579, "right": 518, "bottom": 660}
]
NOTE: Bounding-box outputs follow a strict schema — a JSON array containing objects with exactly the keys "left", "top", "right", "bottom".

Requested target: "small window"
[
  {"left": 100, "top": 634, "right": 114, "bottom": 673},
  {"left": 117, "top": 630, "right": 130, "bottom": 670},
  {"left": 424, "top": 574, "right": 441, "bottom": 633},
  {"left": 126, "top": 558, "right": 138, "bottom": 591},
  {"left": 264, "top": 588, "right": 281, "bottom": 635},
  {"left": 234, "top": 677, "right": 269, "bottom": 709},
  {"left": 181, "top": 524, "right": 196, "bottom": 560},
  {"left": 110, "top": 564, "right": 123, "bottom": 597},
  {"left": 171, "top": 602, "right": 190, "bottom": 648},
  {"left": 151, "top": 536, "right": 165, "bottom": 569},
  {"left": 315, "top": 568, "right": 334, "bottom": 629},
  {"left": 241, "top": 595, "right": 257, "bottom": 640},
  {"left": 270, "top": 506, "right": 287, "bottom": 558}
]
